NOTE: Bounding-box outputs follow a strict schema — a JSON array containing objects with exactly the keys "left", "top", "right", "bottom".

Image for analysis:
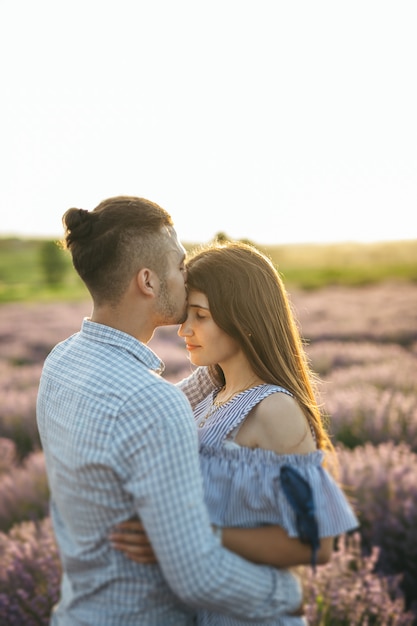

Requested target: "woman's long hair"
[{"left": 186, "top": 241, "right": 335, "bottom": 457}]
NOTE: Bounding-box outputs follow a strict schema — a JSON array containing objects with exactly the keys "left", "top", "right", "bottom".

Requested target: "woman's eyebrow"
[{"left": 188, "top": 303, "right": 210, "bottom": 310}]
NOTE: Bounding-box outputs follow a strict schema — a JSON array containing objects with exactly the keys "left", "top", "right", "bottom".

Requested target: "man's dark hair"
[{"left": 62, "top": 196, "right": 173, "bottom": 304}]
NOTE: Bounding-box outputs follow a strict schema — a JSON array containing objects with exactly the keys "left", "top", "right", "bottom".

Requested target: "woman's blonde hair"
[{"left": 186, "top": 241, "right": 335, "bottom": 457}]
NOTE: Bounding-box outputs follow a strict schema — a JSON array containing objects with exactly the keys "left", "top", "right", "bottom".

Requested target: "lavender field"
[{"left": 1, "top": 281, "right": 417, "bottom": 625}]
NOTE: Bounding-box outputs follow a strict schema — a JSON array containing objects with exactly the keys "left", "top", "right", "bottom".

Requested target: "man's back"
[{"left": 37, "top": 320, "right": 197, "bottom": 624}]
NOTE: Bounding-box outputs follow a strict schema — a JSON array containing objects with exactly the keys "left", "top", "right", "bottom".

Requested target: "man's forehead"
[{"left": 163, "top": 226, "right": 186, "bottom": 258}]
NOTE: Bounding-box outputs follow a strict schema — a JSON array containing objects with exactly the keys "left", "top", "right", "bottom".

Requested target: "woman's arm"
[
  {"left": 221, "top": 525, "right": 333, "bottom": 567},
  {"left": 111, "top": 519, "right": 157, "bottom": 564},
  {"left": 110, "top": 520, "right": 333, "bottom": 567},
  {"left": 225, "top": 393, "right": 334, "bottom": 566}
]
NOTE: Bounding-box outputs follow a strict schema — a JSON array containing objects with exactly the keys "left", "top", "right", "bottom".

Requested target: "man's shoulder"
[
  {"left": 142, "top": 374, "right": 193, "bottom": 412},
  {"left": 115, "top": 377, "right": 195, "bottom": 448}
]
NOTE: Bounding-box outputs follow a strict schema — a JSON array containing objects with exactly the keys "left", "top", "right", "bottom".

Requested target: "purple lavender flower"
[
  {"left": 1, "top": 285, "right": 417, "bottom": 623},
  {"left": 338, "top": 442, "right": 417, "bottom": 612},
  {"left": 0, "top": 451, "right": 49, "bottom": 532},
  {"left": 0, "top": 438, "right": 17, "bottom": 475},
  {"left": 301, "top": 533, "right": 414, "bottom": 625},
  {"left": 0, "top": 517, "right": 60, "bottom": 625}
]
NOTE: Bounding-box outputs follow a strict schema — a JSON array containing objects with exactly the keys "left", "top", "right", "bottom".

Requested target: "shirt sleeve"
[
  {"left": 115, "top": 381, "right": 302, "bottom": 621},
  {"left": 200, "top": 446, "right": 359, "bottom": 537},
  {"left": 176, "top": 366, "right": 218, "bottom": 410},
  {"left": 275, "top": 459, "right": 360, "bottom": 539}
]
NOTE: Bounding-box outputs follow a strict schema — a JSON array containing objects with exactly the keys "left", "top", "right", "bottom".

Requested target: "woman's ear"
[{"left": 136, "top": 268, "right": 157, "bottom": 296}]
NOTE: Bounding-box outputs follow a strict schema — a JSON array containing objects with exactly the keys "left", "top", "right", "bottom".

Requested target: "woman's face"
[{"left": 178, "top": 290, "right": 241, "bottom": 367}]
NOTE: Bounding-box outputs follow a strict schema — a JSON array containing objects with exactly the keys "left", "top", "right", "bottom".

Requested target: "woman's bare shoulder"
[{"left": 249, "top": 392, "right": 315, "bottom": 454}]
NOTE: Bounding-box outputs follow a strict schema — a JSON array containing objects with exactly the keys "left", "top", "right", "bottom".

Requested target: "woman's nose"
[{"left": 178, "top": 320, "right": 192, "bottom": 337}]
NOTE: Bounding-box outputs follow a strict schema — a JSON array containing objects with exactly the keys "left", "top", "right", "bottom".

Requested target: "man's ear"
[{"left": 136, "top": 268, "right": 158, "bottom": 296}]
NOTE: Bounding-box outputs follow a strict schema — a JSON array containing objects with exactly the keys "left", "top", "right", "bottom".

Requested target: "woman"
[{"left": 112, "top": 241, "right": 358, "bottom": 625}]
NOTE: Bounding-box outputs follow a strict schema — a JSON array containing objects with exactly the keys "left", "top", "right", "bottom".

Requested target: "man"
[{"left": 37, "top": 196, "right": 302, "bottom": 625}]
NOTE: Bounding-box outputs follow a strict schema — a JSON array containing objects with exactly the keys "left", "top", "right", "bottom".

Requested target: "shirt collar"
[{"left": 80, "top": 318, "right": 165, "bottom": 375}]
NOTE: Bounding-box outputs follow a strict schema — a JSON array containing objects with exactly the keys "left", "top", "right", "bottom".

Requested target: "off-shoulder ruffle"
[{"left": 199, "top": 445, "right": 359, "bottom": 538}]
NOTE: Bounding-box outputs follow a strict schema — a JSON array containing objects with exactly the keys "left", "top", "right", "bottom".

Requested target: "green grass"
[
  {"left": 259, "top": 240, "right": 417, "bottom": 289},
  {"left": 1, "top": 236, "right": 416, "bottom": 303},
  {"left": 187, "top": 238, "right": 417, "bottom": 289},
  {"left": 0, "top": 238, "right": 88, "bottom": 303}
]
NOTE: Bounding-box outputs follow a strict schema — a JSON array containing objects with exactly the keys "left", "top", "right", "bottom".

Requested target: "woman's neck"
[{"left": 216, "top": 359, "right": 264, "bottom": 403}]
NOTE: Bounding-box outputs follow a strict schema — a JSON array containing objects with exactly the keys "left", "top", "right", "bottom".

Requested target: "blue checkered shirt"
[{"left": 37, "top": 319, "right": 301, "bottom": 625}]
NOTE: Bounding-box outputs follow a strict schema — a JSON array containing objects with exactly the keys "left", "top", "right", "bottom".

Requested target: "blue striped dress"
[{"left": 194, "top": 384, "right": 359, "bottom": 626}]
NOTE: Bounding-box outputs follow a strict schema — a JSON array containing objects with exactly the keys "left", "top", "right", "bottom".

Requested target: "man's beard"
[{"left": 156, "top": 279, "right": 187, "bottom": 326}]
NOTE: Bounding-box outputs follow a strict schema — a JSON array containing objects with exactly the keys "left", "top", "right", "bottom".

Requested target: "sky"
[{"left": 1, "top": 0, "right": 416, "bottom": 246}]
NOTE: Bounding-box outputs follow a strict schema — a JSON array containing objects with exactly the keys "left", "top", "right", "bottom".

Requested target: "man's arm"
[
  {"left": 118, "top": 383, "right": 302, "bottom": 621},
  {"left": 176, "top": 366, "right": 218, "bottom": 410}
]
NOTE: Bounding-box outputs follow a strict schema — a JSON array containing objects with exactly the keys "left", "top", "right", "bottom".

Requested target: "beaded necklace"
[{"left": 198, "top": 380, "right": 261, "bottom": 429}]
